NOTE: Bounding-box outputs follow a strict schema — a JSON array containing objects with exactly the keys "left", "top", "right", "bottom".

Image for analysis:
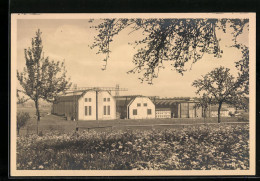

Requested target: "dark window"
[
  {"left": 85, "top": 98, "right": 88, "bottom": 102},
  {"left": 89, "top": 106, "right": 92, "bottom": 115},
  {"left": 144, "top": 103, "right": 147, "bottom": 107},
  {"left": 133, "top": 109, "right": 137, "bottom": 115},
  {"left": 85, "top": 106, "right": 88, "bottom": 116},
  {"left": 104, "top": 106, "right": 106, "bottom": 115},
  {"left": 104, "top": 98, "right": 106, "bottom": 102},
  {"left": 89, "top": 98, "right": 91, "bottom": 102},
  {"left": 107, "top": 98, "right": 110, "bottom": 102},
  {"left": 137, "top": 103, "right": 141, "bottom": 107},
  {"left": 107, "top": 106, "right": 110, "bottom": 115},
  {"left": 147, "top": 109, "right": 152, "bottom": 115}
]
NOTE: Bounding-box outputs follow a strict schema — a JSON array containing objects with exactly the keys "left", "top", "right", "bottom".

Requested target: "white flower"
[{"left": 39, "top": 165, "right": 44, "bottom": 169}]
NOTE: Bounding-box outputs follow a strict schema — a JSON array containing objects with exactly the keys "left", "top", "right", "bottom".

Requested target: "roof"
[
  {"left": 153, "top": 99, "right": 199, "bottom": 107},
  {"left": 154, "top": 100, "right": 180, "bottom": 107},
  {"left": 116, "top": 98, "right": 134, "bottom": 107},
  {"left": 156, "top": 108, "right": 171, "bottom": 111},
  {"left": 127, "top": 96, "right": 153, "bottom": 108},
  {"left": 54, "top": 90, "right": 113, "bottom": 103},
  {"left": 115, "top": 95, "right": 150, "bottom": 107}
]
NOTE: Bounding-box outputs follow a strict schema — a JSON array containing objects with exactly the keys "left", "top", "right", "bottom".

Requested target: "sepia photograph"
[{"left": 10, "top": 13, "right": 256, "bottom": 176}]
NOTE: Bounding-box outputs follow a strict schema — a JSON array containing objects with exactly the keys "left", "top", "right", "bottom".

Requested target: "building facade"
[
  {"left": 127, "top": 97, "right": 155, "bottom": 119},
  {"left": 153, "top": 99, "right": 204, "bottom": 118},
  {"left": 155, "top": 108, "right": 171, "bottom": 118},
  {"left": 52, "top": 90, "right": 116, "bottom": 121},
  {"left": 210, "top": 107, "right": 230, "bottom": 117}
]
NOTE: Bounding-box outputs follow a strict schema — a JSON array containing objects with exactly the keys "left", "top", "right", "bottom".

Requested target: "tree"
[
  {"left": 195, "top": 93, "right": 212, "bottom": 122},
  {"left": 17, "top": 29, "right": 71, "bottom": 134},
  {"left": 89, "top": 18, "right": 249, "bottom": 84},
  {"left": 17, "top": 89, "right": 29, "bottom": 105},
  {"left": 17, "top": 112, "right": 30, "bottom": 135},
  {"left": 192, "top": 66, "right": 248, "bottom": 123}
]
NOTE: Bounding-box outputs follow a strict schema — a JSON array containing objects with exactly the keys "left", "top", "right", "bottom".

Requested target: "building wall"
[
  {"left": 211, "top": 110, "right": 229, "bottom": 117},
  {"left": 52, "top": 100, "right": 75, "bottom": 119},
  {"left": 78, "top": 91, "right": 97, "bottom": 120},
  {"left": 128, "top": 97, "right": 155, "bottom": 119},
  {"left": 156, "top": 110, "right": 171, "bottom": 118},
  {"left": 195, "top": 107, "right": 203, "bottom": 118},
  {"left": 188, "top": 103, "right": 196, "bottom": 118},
  {"left": 180, "top": 103, "right": 189, "bottom": 118},
  {"left": 176, "top": 102, "right": 203, "bottom": 118},
  {"left": 98, "top": 91, "right": 116, "bottom": 120},
  {"left": 78, "top": 91, "right": 116, "bottom": 121}
]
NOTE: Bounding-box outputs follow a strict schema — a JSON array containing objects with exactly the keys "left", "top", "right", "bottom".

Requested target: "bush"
[
  {"left": 237, "top": 117, "right": 249, "bottom": 122},
  {"left": 17, "top": 124, "right": 249, "bottom": 170},
  {"left": 17, "top": 112, "right": 30, "bottom": 135}
]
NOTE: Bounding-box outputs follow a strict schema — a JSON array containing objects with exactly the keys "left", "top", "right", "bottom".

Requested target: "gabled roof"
[
  {"left": 55, "top": 91, "right": 84, "bottom": 102},
  {"left": 153, "top": 99, "right": 199, "bottom": 107},
  {"left": 126, "top": 96, "right": 152, "bottom": 108},
  {"left": 55, "top": 89, "right": 113, "bottom": 103},
  {"left": 115, "top": 96, "right": 137, "bottom": 107}
]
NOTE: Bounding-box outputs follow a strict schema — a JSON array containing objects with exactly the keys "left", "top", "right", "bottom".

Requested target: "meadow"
[
  {"left": 17, "top": 124, "right": 249, "bottom": 170},
  {"left": 17, "top": 106, "right": 249, "bottom": 135}
]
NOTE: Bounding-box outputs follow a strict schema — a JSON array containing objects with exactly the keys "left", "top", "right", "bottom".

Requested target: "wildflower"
[{"left": 39, "top": 165, "right": 44, "bottom": 169}]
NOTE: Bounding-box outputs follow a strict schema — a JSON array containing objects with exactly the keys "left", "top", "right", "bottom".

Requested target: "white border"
[{"left": 11, "top": 13, "right": 256, "bottom": 176}]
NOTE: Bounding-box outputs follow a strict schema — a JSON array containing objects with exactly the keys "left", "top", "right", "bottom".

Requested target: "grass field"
[{"left": 17, "top": 107, "right": 249, "bottom": 136}]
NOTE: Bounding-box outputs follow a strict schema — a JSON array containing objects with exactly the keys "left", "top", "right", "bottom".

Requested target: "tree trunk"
[
  {"left": 34, "top": 99, "right": 40, "bottom": 135},
  {"left": 217, "top": 102, "right": 222, "bottom": 123},
  {"left": 203, "top": 108, "right": 206, "bottom": 124}
]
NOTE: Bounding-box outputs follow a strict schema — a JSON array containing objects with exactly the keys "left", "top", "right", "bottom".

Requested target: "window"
[
  {"left": 85, "top": 106, "right": 91, "bottom": 116},
  {"left": 144, "top": 103, "right": 147, "bottom": 107},
  {"left": 85, "top": 106, "right": 88, "bottom": 115},
  {"left": 107, "top": 106, "right": 110, "bottom": 115},
  {"left": 137, "top": 103, "right": 141, "bottom": 107},
  {"left": 104, "top": 106, "right": 106, "bottom": 115},
  {"left": 133, "top": 109, "right": 137, "bottom": 115},
  {"left": 107, "top": 98, "right": 110, "bottom": 102},
  {"left": 103, "top": 106, "right": 110, "bottom": 115},
  {"left": 147, "top": 109, "right": 152, "bottom": 115},
  {"left": 104, "top": 98, "right": 106, "bottom": 102},
  {"left": 85, "top": 98, "right": 91, "bottom": 102},
  {"left": 89, "top": 106, "right": 92, "bottom": 115}
]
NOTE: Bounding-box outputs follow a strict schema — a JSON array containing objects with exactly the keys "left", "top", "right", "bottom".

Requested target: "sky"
[{"left": 16, "top": 19, "right": 249, "bottom": 98}]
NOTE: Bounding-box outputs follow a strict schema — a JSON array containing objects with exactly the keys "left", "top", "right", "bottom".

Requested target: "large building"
[
  {"left": 153, "top": 98, "right": 206, "bottom": 118},
  {"left": 52, "top": 90, "right": 116, "bottom": 121},
  {"left": 115, "top": 96, "right": 155, "bottom": 119}
]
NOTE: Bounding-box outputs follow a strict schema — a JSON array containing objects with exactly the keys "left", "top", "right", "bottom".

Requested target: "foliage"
[
  {"left": 17, "top": 124, "right": 249, "bottom": 170},
  {"left": 192, "top": 66, "right": 248, "bottom": 123},
  {"left": 90, "top": 18, "right": 248, "bottom": 84},
  {"left": 17, "top": 90, "right": 30, "bottom": 105},
  {"left": 17, "top": 29, "right": 71, "bottom": 123},
  {"left": 195, "top": 93, "right": 212, "bottom": 119},
  {"left": 17, "top": 112, "right": 30, "bottom": 135}
]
